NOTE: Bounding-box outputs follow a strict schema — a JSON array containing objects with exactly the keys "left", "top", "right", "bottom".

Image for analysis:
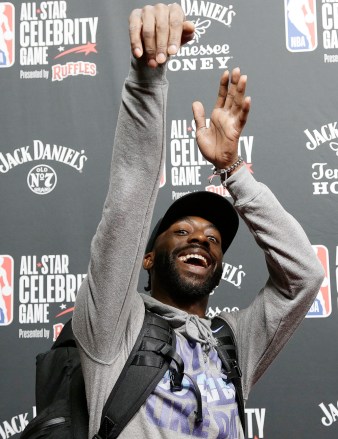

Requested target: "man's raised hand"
[
  {"left": 129, "top": 3, "right": 195, "bottom": 68},
  {"left": 192, "top": 69, "right": 251, "bottom": 171}
]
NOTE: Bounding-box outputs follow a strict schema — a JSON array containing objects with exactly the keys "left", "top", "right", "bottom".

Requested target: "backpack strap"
[
  {"left": 51, "top": 319, "right": 89, "bottom": 437},
  {"left": 70, "top": 356, "right": 89, "bottom": 438},
  {"left": 52, "top": 319, "right": 77, "bottom": 349},
  {"left": 211, "top": 316, "right": 246, "bottom": 434},
  {"left": 95, "top": 311, "right": 180, "bottom": 439}
]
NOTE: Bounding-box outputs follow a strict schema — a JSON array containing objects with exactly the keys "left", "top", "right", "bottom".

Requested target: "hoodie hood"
[{"left": 140, "top": 293, "right": 217, "bottom": 352}]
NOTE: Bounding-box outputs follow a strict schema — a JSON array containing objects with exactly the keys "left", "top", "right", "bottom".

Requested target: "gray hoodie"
[{"left": 72, "top": 58, "right": 324, "bottom": 439}]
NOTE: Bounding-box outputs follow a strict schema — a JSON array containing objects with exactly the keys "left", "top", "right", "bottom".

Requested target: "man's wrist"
[
  {"left": 209, "top": 156, "right": 244, "bottom": 187},
  {"left": 227, "top": 162, "right": 244, "bottom": 177},
  {"left": 128, "top": 55, "right": 168, "bottom": 84}
]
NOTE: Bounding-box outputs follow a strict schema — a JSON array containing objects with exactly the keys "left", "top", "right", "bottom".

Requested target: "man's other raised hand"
[{"left": 193, "top": 68, "right": 251, "bottom": 171}]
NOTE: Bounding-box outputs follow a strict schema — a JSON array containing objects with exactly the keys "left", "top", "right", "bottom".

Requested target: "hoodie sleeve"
[
  {"left": 221, "top": 166, "right": 324, "bottom": 400},
  {"left": 72, "top": 57, "right": 168, "bottom": 363}
]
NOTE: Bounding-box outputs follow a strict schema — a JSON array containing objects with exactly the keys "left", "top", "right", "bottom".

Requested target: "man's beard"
[{"left": 152, "top": 245, "right": 223, "bottom": 302}]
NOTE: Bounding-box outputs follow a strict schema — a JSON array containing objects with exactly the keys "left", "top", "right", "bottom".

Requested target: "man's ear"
[{"left": 143, "top": 252, "right": 154, "bottom": 270}]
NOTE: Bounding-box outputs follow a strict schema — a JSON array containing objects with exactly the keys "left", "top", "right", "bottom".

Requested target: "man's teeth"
[{"left": 178, "top": 254, "right": 208, "bottom": 267}]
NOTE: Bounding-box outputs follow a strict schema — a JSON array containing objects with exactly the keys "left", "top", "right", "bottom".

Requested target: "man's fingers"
[
  {"left": 155, "top": 3, "right": 170, "bottom": 63},
  {"left": 142, "top": 5, "right": 157, "bottom": 67},
  {"left": 192, "top": 101, "right": 207, "bottom": 132},
  {"left": 167, "top": 3, "right": 186, "bottom": 55},
  {"left": 237, "top": 96, "right": 251, "bottom": 130},
  {"left": 214, "top": 70, "right": 230, "bottom": 109},
  {"left": 129, "top": 9, "right": 143, "bottom": 58},
  {"left": 129, "top": 4, "right": 194, "bottom": 66},
  {"left": 215, "top": 69, "right": 247, "bottom": 112},
  {"left": 224, "top": 68, "right": 241, "bottom": 110},
  {"left": 181, "top": 21, "right": 195, "bottom": 46},
  {"left": 231, "top": 74, "right": 248, "bottom": 114}
]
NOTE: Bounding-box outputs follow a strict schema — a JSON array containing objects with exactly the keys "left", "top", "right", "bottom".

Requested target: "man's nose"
[{"left": 187, "top": 230, "right": 209, "bottom": 247}]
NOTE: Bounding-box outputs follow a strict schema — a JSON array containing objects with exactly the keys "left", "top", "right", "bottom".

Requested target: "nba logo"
[
  {"left": 307, "top": 245, "right": 331, "bottom": 318},
  {"left": 0, "top": 2, "right": 15, "bottom": 67},
  {"left": 0, "top": 255, "right": 14, "bottom": 325},
  {"left": 53, "top": 323, "right": 64, "bottom": 341},
  {"left": 285, "top": 0, "right": 318, "bottom": 52}
]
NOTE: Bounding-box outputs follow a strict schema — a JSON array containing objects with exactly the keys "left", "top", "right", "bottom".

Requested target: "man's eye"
[
  {"left": 208, "top": 236, "right": 218, "bottom": 243},
  {"left": 176, "top": 229, "right": 188, "bottom": 235}
]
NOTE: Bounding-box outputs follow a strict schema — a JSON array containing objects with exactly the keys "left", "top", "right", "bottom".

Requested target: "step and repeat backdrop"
[{"left": 0, "top": 1, "right": 337, "bottom": 438}]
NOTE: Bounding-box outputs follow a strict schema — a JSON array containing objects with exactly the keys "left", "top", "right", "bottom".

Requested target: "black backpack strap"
[
  {"left": 211, "top": 316, "right": 246, "bottom": 434},
  {"left": 52, "top": 319, "right": 89, "bottom": 437},
  {"left": 95, "top": 311, "right": 179, "bottom": 439},
  {"left": 70, "top": 357, "right": 89, "bottom": 437},
  {"left": 52, "top": 319, "right": 77, "bottom": 349}
]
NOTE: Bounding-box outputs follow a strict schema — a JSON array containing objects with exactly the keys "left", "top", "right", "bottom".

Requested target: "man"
[{"left": 73, "top": 4, "right": 324, "bottom": 438}]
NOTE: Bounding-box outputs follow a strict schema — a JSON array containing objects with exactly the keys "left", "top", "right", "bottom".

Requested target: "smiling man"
[
  {"left": 146, "top": 214, "right": 224, "bottom": 308},
  {"left": 73, "top": 4, "right": 324, "bottom": 439},
  {"left": 143, "top": 191, "right": 239, "bottom": 317}
]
